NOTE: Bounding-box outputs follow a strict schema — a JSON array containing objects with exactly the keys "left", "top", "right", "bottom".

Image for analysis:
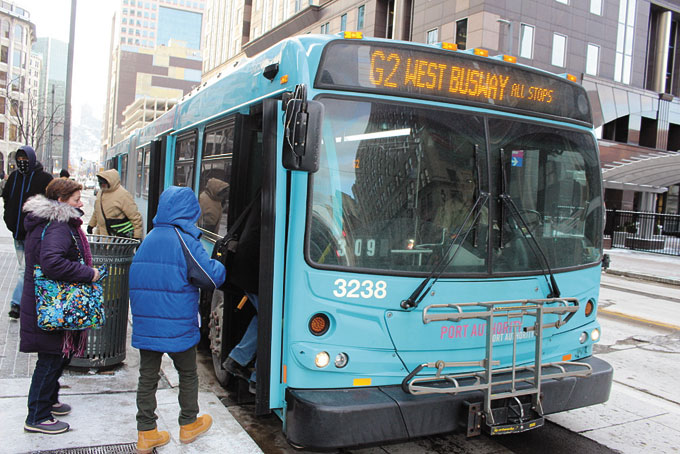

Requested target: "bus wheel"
[{"left": 209, "top": 289, "right": 230, "bottom": 387}]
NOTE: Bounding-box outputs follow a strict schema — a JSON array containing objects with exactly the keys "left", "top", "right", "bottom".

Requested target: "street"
[{"left": 201, "top": 271, "right": 680, "bottom": 454}]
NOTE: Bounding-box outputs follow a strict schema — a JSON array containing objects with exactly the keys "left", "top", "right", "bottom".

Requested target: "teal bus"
[{"left": 106, "top": 33, "right": 612, "bottom": 449}]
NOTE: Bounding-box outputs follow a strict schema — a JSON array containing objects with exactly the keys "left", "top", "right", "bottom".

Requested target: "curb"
[{"left": 604, "top": 269, "right": 680, "bottom": 287}]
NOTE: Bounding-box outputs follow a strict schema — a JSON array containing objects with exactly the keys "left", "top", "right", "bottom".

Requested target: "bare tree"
[{"left": 3, "top": 76, "right": 64, "bottom": 169}]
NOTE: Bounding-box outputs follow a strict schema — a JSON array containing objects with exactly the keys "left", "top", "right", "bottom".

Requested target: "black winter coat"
[{"left": 2, "top": 147, "right": 52, "bottom": 240}]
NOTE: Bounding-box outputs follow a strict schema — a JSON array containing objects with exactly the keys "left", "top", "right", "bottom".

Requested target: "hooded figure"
[
  {"left": 2, "top": 146, "right": 53, "bottom": 319},
  {"left": 87, "top": 169, "right": 143, "bottom": 239},
  {"left": 198, "top": 177, "right": 229, "bottom": 233},
  {"left": 2, "top": 145, "right": 53, "bottom": 240},
  {"left": 129, "top": 186, "right": 225, "bottom": 451},
  {"left": 129, "top": 186, "right": 226, "bottom": 352}
]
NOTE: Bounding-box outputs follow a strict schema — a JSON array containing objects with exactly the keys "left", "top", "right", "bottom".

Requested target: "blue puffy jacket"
[{"left": 130, "top": 186, "right": 226, "bottom": 353}]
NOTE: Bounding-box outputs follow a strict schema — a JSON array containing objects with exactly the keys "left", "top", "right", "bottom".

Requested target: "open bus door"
[
  {"left": 146, "top": 138, "right": 165, "bottom": 232},
  {"left": 208, "top": 93, "right": 322, "bottom": 416}
]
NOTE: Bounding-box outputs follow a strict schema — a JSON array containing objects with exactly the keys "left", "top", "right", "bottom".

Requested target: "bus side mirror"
[{"left": 282, "top": 99, "right": 323, "bottom": 173}]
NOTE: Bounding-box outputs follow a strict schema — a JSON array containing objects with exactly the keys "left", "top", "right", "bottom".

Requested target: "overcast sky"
[{"left": 18, "top": 0, "right": 119, "bottom": 123}]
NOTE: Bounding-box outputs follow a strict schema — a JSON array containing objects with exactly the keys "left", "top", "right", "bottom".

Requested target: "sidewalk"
[
  {"left": 0, "top": 197, "right": 262, "bottom": 454},
  {"left": 604, "top": 247, "right": 680, "bottom": 286}
]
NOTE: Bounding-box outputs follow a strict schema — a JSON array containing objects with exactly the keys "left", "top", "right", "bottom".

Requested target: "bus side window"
[
  {"left": 198, "top": 120, "right": 235, "bottom": 235},
  {"left": 174, "top": 131, "right": 197, "bottom": 189}
]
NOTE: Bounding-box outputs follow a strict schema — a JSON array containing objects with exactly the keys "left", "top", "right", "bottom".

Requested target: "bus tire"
[{"left": 209, "top": 289, "right": 230, "bottom": 387}]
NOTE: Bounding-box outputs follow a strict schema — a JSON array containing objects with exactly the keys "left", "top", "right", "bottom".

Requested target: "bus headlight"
[
  {"left": 334, "top": 352, "right": 349, "bottom": 368},
  {"left": 579, "top": 332, "right": 588, "bottom": 344},
  {"left": 315, "top": 351, "right": 330, "bottom": 368},
  {"left": 591, "top": 328, "right": 601, "bottom": 342}
]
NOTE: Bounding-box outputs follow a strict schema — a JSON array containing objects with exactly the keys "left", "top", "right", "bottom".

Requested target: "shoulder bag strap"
[
  {"left": 99, "top": 192, "right": 110, "bottom": 224},
  {"left": 224, "top": 189, "right": 261, "bottom": 239}
]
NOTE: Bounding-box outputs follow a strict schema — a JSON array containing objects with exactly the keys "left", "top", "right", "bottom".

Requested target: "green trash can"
[{"left": 70, "top": 235, "right": 140, "bottom": 368}]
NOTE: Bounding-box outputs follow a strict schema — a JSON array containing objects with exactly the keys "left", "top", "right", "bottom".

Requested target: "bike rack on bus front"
[{"left": 400, "top": 298, "right": 593, "bottom": 436}]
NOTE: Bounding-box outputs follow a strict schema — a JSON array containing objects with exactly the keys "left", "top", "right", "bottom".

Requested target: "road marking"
[{"left": 599, "top": 308, "right": 680, "bottom": 331}]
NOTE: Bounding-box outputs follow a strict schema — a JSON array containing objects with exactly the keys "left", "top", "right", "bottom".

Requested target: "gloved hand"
[{"left": 87, "top": 225, "right": 93, "bottom": 234}]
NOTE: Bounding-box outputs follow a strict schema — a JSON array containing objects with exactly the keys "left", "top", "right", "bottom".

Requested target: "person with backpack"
[
  {"left": 2, "top": 146, "right": 53, "bottom": 319},
  {"left": 87, "top": 169, "right": 143, "bottom": 239}
]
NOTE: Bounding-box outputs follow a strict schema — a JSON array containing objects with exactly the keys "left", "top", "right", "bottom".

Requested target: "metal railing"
[
  {"left": 401, "top": 298, "right": 592, "bottom": 432},
  {"left": 605, "top": 209, "right": 680, "bottom": 256}
]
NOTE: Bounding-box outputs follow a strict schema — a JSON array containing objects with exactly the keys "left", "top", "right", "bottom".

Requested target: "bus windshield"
[{"left": 307, "top": 97, "right": 602, "bottom": 275}]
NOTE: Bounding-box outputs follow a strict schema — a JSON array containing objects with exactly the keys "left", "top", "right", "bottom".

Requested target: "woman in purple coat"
[{"left": 20, "top": 178, "right": 101, "bottom": 434}]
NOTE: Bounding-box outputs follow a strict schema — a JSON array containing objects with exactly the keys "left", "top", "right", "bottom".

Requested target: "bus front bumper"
[{"left": 284, "top": 356, "right": 613, "bottom": 450}]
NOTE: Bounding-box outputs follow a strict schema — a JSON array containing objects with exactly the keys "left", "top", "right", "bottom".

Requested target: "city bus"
[{"left": 106, "top": 33, "right": 612, "bottom": 449}]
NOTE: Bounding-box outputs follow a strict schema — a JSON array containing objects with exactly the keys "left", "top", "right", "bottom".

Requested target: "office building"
[
  {"left": 32, "top": 37, "right": 68, "bottom": 173},
  {"left": 203, "top": 0, "right": 680, "bottom": 214},
  {"left": 103, "top": 0, "right": 204, "bottom": 155},
  {"left": 0, "top": 1, "right": 36, "bottom": 174}
]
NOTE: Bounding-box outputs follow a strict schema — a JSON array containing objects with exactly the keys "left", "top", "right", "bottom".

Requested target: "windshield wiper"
[
  {"left": 400, "top": 191, "right": 489, "bottom": 309},
  {"left": 499, "top": 148, "right": 561, "bottom": 298}
]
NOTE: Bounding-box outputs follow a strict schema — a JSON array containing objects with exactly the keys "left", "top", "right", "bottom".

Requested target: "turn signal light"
[
  {"left": 280, "top": 74, "right": 289, "bottom": 84},
  {"left": 567, "top": 74, "right": 578, "bottom": 82},
  {"left": 474, "top": 48, "right": 489, "bottom": 57},
  {"left": 585, "top": 300, "right": 595, "bottom": 317},
  {"left": 309, "top": 313, "right": 330, "bottom": 336}
]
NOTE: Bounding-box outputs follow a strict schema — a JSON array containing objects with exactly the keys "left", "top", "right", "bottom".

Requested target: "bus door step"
[{"left": 482, "top": 401, "right": 544, "bottom": 435}]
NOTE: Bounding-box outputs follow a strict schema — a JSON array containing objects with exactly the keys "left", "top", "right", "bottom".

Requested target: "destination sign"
[{"left": 315, "top": 41, "right": 592, "bottom": 125}]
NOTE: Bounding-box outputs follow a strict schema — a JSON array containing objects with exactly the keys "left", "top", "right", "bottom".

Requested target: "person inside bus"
[
  {"left": 86, "top": 169, "right": 143, "bottom": 239},
  {"left": 433, "top": 169, "right": 485, "bottom": 237},
  {"left": 198, "top": 177, "right": 229, "bottom": 233},
  {"left": 220, "top": 190, "right": 261, "bottom": 394}
]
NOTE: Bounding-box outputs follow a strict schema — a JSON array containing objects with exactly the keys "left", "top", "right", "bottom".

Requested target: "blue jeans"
[
  {"left": 11, "top": 240, "right": 24, "bottom": 307},
  {"left": 228, "top": 293, "right": 258, "bottom": 382},
  {"left": 26, "top": 353, "right": 70, "bottom": 424}
]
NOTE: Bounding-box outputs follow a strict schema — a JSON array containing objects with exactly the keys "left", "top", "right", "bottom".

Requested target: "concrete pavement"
[{"left": 0, "top": 196, "right": 262, "bottom": 454}]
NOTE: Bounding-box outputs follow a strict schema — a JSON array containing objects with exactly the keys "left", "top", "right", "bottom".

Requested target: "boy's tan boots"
[
  {"left": 137, "top": 427, "right": 170, "bottom": 454},
  {"left": 179, "top": 414, "right": 213, "bottom": 444}
]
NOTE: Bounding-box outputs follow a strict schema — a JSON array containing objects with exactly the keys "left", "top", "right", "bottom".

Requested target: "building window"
[
  {"left": 456, "top": 19, "right": 467, "bottom": 50},
  {"left": 357, "top": 5, "right": 365, "bottom": 30},
  {"left": 590, "top": 0, "right": 602, "bottom": 15},
  {"left": 9, "top": 124, "right": 17, "bottom": 142},
  {"left": 555, "top": 0, "right": 569, "bottom": 4},
  {"left": 13, "top": 24, "right": 23, "bottom": 42},
  {"left": 426, "top": 28, "right": 438, "bottom": 44},
  {"left": 615, "top": 0, "right": 635, "bottom": 84},
  {"left": 0, "top": 97, "right": 4, "bottom": 114},
  {"left": 1, "top": 19, "right": 8, "bottom": 38},
  {"left": 519, "top": 24, "right": 534, "bottom": 59},
  {"left": 551, "top": 33, "right": 567, "bottom": 67},
  {"left": 321, "top": 22, "right": 329, "bottom": 34},
  {"left": 1, "top": 46, "right": 7, "bottom": 64},
  {"left": 340, "top": 13, "right": 347, "bottom": 32},
  {"left": 586, "top": 43, "right": 600, "bottom": 75},
  {"left": 0, "top": 122, "right": 5, "bottom": 140},
  {"left": 0, "top": 71, "right": 6, "bottom": 83}
]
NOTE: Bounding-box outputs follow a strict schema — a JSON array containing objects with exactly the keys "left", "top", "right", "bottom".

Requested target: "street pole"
[
  {"left": 62, "top": 0, "right": 77, "bottom": 173},
  {"left": 48, "top": 84, "right": 54, "bottom": 174}
]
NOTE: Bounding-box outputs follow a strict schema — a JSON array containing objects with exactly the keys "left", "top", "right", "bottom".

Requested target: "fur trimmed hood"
[{"left": 23, "top": 194, "right": 82, "bottom": 223}]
